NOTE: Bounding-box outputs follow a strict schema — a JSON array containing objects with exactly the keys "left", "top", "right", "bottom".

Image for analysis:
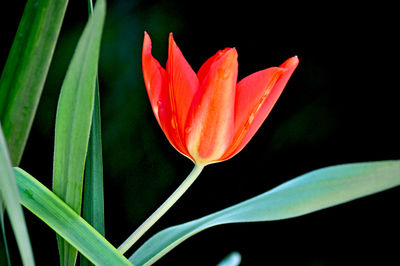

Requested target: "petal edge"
[{"left": 221, "top": 56, "right": 299, "bottom": 161}]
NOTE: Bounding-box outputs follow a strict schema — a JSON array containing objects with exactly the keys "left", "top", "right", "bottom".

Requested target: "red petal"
[
  {"left": 142, "top": 32, "right": 166, "bottom": 124},
  {"left": 142, "top": 32, "right": 191, "bottom": 159},
  {"left": 185, "top": 48, "right": 238, "bottom": 165},
  {"left": 197, "top": 48, "right": 232, "bottom": 84},
  {"left": 167, "top": 33, "right": 199, "bottom": 139},
  {"left": 222, "top": 56, "right": 299, "bottom": 160}
]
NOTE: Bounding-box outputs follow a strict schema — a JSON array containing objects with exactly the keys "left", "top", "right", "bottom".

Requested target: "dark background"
[{"left": 1, "top": 0, "right": 399, "bottom": 265}]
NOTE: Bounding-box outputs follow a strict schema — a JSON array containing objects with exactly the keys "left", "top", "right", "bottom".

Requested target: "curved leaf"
[
  {"left": 130, "top": 160, "right": 400, "bottom": 265},
  {"left": 14, "top": 167, "right": 132, "bottom": 266}
]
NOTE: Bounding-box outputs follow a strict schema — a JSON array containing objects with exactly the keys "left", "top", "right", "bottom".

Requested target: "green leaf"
[
  {"left": 80, "top": 2, "right": 105, "bottom": 265},
  {"left": 0, "top": 197, "right": 12, "bottom": 266},
  {"left": 14, "top": 167, "right": 132, "bottom": 266},
  {"left": 130, "top": 160, "right": 400, "bottom": 265},
  {"left": 52, "top": 0, "right": 106, "bottom": 265},
  {"left": 81, "top": 82, "right": 105, "bottom": 266},
  {"left": 0, "top": 126, "right": 34, "bottom": 265},
  {"left": 0, "top": 0, "right": 69, "bottom": 166}
]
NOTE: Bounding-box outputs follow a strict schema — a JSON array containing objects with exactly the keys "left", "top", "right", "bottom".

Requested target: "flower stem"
[{"left": 117, "top": 164, "right": 204, "bottom": 254}]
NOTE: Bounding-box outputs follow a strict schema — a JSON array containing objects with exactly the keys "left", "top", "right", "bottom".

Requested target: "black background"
[{"left": 1, "top": 0, "right": 399, "bottom": 265}]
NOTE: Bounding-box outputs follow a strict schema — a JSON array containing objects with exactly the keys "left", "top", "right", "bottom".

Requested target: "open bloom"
[{"left": 143, "top": 32, "right": 298, "bottom": 166}]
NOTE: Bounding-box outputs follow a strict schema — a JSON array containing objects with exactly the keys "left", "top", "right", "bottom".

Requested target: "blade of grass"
[
  {"left": 0, "top": 0, "right": 69, "bottom": 166},
  {"left": 14, "top": 167, "right": 132, "bottom": 266},
  {"left": 0, "top": 125, "right": 34, "bottom": 265},
  {"left": 52, "top": 0, "right": 106, "bottom": 265}
]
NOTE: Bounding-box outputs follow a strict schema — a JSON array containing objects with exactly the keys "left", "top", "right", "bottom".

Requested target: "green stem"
[{"left": 118, "top": 164, "right": 204, "bottom": 254}]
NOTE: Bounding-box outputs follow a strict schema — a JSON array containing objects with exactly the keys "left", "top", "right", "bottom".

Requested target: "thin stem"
[{"left": 118, "top": 164, "right": 204, "bottom": 254}]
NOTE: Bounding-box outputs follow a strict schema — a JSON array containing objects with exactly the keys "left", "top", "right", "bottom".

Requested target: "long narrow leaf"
[
  {"left": 81, "top": 82, "right": 105, "bottom": 266},
  {"left": 14, "top": 167, "right": 132, "bottom": 265},
  {"left": 0, "top": 197, "right": 11, "bottom": 266},
  {"left": 130, "top": 160, "right": 400, "bottom": 265},
  {"left": 80, "top": 1, "right": 105, "bottom": 265},
  {"left": 0, "top": 0, "right": 69, "bottom": 166},
  {"left": 52, "top": 0, "right": 106, "bottom": 265},
  {"left": 0, "top": 126, "right": 34, "bottom": 265}
]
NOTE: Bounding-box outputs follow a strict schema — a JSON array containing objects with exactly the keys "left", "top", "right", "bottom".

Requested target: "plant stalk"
[{"left": 118, "top": 164, "right": 204, "bottom": 254}]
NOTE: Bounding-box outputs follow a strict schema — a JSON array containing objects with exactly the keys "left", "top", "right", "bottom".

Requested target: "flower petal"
[
  {"left": 167, "top": 33, "right": 199, "bottom": 138},
  {"left": 185, "top": 48, "right": 238, "bottom": 165},
  {"left": 197, "top": 48, "right": 232, "bottom": 84},
  {"left": 222, "top": 56, "right": 299, "bottom": 160},
  {"left": 142, "top": 32, "right": 167, "bottom": 124},
  {"left": 142, "top": 32, "right": 191, "bottom": 158}
]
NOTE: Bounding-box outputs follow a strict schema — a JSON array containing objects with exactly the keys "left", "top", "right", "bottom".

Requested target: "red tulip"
[{"left": 143, "top": 32, "right": 298, "bottom": 166}]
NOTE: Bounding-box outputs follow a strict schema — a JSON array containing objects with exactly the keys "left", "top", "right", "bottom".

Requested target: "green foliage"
[
  {"left": 80, "top": 2, "right": 105, "bottom": 266},
  {"left": 14, "top": 167, "right": 132, "bottom": 265},
  {"left": 130, "top": 160, "right": 400, "bottom": 265},
  {"left": 51, "top": 0, "right": 106, "bottom": 264},
  {"left": 0, "top": 126, "right": 34, "bottom": 265},
  {"left": 0, "top": 0, "right": 69, "bottom": 165},
  {"left": 81, "top": 82, "right": 105, "bottom": 266},
  {"left": 0, "top": 183, "right": 12, "bottom": 266}
]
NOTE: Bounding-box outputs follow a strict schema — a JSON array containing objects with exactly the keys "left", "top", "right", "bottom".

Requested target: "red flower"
[{"left": 142, "top": 32, "right": 298, "bottom": 166}]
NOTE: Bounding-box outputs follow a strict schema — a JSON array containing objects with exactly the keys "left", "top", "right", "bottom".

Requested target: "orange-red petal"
[
  {"left": 142, "top": 32, "right": 166, "bottom": 124},
  {"left": 142, "top": 32, "right": 191, "bottom": 158},
  {"left": 185, "top": 48, "right": 238, "bottom": 165},
  {"left": 167, "top": 33, "right": 199, "bottom": 139},
  {"left": 222, "top": 56, "right": 299, "bottom": 160},
  {"left": 197, "top": 48, "right": 232, "bottom": 85}
]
